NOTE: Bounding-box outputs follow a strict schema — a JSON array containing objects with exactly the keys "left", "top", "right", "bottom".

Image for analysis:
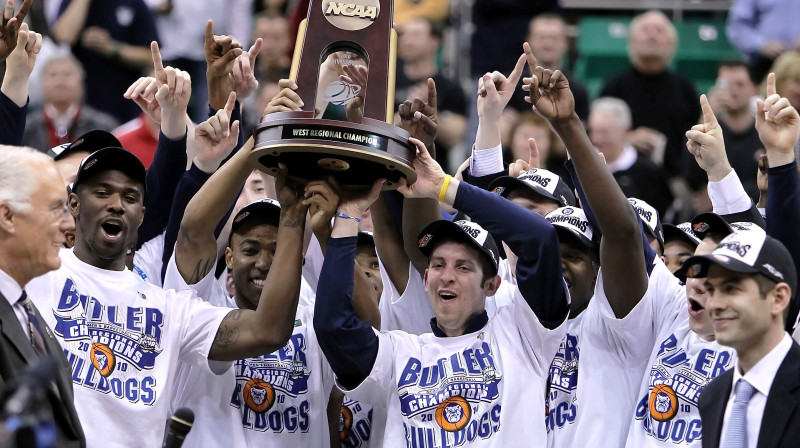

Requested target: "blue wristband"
[{"left": 335, "top": 211, "right": 361, "bottom": 222}]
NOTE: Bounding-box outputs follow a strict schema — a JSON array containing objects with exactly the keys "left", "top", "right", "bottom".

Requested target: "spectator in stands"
[
  {"left": 23, "top": 54, "right": 118, "bottom": 152},
  {"left": 393, "top": 0, "right": 448, "bottom": 28},
  {"left": 396, "top": 17, "right": 466, "bottom": 172},
  {"left": 470, "top": 0, "right": 559, "bottom": 78},
  {"left": 765, "top": 51, "right": 800, "bottom": 111},
  {"left": 51, "top": 0, "right": 159, "bottom": 123},
  {"left": 704, "top": 60, "right": 763, "bottom": 201},
  {"left": 252, "top": 14, "right": 290, "bottom": 82},
  {"left": 508, "top": 13, "right": 589, "bottom": 122},
  {"left": 588, "top": 97, "right": 674, "bottom": 218},
  {"left": 600, "top": 10, "right": 699, "bottom": 180},
  {"left": 727, "top": 0, "right": 800, "bottom": 83}
]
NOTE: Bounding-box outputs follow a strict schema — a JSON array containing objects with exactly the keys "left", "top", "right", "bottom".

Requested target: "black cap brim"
[
  {"left": 49, "top": 130, "right": 122, "bottom": 161},
  {"left": 489, "top": 176, "right": 560, "bottom": 204},
  {"left": 664, "top": 224, "right": 699, "bottom": 249},
  {"left": 230, "top": 201, "right": 282, "bottom": 235},
  {"left": 691, "top": 212, "right": 733, "bottom": 241},
  {"left": 678, "top": 253, "right": 760, "bottom": 282}
]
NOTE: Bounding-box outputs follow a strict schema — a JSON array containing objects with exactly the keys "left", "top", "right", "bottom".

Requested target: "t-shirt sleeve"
[
  {"left": 494, "top": 284, "right": 568, "bottom": 371},
  {"left": 170, "top": 289, "right": 231, "bottom": 374},
  {"left": 337, "top": 329, "right": 396, "bottom": 406},
  {"left": 378, "top": 261, "right": 434, "bottom": 335},
  {"left": 589, "top": 259, "right": 686, "bottom": 354},
  {"left": 163, "top": 252, "right": 228, "bottom": 307}
]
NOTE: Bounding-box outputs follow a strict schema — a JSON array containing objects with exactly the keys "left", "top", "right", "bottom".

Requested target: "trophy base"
[{"left": 251, "top": 111, "right": 416, "bottom": 190}]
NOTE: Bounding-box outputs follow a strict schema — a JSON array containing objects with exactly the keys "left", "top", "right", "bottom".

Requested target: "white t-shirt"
[
  {"left": 26, "top": 249, "right": 230, "bottom": 448},
  {"left": 546, "top": 263, "right": 675, "bottom": 448},
  {"left": 378, "top": 261, "right": 434, "bottom": 335},
  {"left": 344, "top": 287, "right": 567, "bottom": 447},
  {"left": 624, "top": 260, "right": 736, "bottom": 447},
  {"left": 132, "top": 232, "right": 165, "bottom": 286},
  {"left": 163, "top": 254, "right": 334, "bottom": 448}
]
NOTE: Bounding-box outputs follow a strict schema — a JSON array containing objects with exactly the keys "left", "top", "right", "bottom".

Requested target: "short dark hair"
[{"left": 718, "top": 60, "right": 757, "bottom": 84}]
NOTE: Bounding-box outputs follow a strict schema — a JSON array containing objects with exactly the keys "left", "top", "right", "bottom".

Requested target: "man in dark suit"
[
  {"left": 0, "top": 146, "right": 85, "bottom": 446},
  {"left": 686, "top": 229, "right": 798, "bottom": 448}
]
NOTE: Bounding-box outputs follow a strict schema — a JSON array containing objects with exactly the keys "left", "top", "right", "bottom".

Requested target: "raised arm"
[
  {"left": 757, "top": 73, "right": 800, "bottom": 330},
  {"left": 522, "top": 42, "right": 645, "bottom": 318},
  {"left": 398, "top": 136, "right": 568, "bottom": 328},
  {"left": 175, "top": 93, "right": 243, "bottom": 284},
  {"left": 208, "top": 172, "right": 309, "bottom": 360},
  {"left": 137, "top": 43, "right": 191, "bottom": 247},
  {"left": 314, "top": 179, "right": 385, "bottom": 389},
  {"left": 0, "top": 22, "right": 39, "bottom": 145},
  {"left": 397, "top": 79, "right": 443, "bottom": 274}
]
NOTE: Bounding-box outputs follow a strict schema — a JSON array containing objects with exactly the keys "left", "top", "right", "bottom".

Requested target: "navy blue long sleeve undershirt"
[
  {"left": 0, "top": 92, "right": 26, "bottom": 146},
  {"left": 138, "top": 132, "right": 187, "bottom": 249},
  {"left": 315, "top": 181, "right": 569, "bottom": 389},
  {"left": 766, "top": 161, "right": 800, "bottom": 331}
]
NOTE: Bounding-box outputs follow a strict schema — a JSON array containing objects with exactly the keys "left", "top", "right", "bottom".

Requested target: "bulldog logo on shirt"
[
  {"left": 243, "top": 378, "right": 276, "bottom": 413},
  {"left": 435, "top": 396, "right": 471, "bottom": 432}
]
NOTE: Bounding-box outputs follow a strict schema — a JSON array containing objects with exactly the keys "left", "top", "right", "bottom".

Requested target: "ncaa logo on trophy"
[{"left": 251, "top": 0, "right": 417, "bottom": 188}]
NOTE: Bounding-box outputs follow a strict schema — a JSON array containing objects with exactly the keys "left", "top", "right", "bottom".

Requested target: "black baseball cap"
[
  {"left": 690, "top": 212, "right": 733, "bottom": 241},
  {"left": 72, "top": 147, "right": 147, "bottom": 196},
  {"left": 545, "top": 206, "right": 596, "bottom": 251},
  {"left": 489, "top": 168, "right": 576, "bottom": 208},
  {"left": 230, "top": 198, "right": 282, "bottom": 236},
  {"left": 418, "top": 220, "right": 500, "bottom": 275},
  {"left": 48, "top": 130, "right": 122, "bottom": 161},
  {"left": 628, "top": 198, "right": 664, "bottom": 252},
  {"left": 663, "top": 222, "right": 701, "bottom": 249},
  {"left": 681, "top": 231, "right": 796, "bottom": 297}
]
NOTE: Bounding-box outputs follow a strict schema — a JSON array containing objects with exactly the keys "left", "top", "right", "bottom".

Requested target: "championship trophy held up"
[{"left": 251, "top": 0, "right": 417, "bottom": 189}]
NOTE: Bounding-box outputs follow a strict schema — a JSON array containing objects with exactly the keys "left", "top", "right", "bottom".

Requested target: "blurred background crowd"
[{"left": 1, "top": 0, "right": 798, "bottom": 224}]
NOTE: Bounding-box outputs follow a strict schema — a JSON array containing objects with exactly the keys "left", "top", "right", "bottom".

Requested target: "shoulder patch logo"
[{"left": 435, "top": 396, "right": 472, "bottom": 432}]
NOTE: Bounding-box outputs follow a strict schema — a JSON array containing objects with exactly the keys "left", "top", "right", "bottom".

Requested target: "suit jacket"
[
  {"left": 0, "top": 291, "right": 85, "bottom": 447},
  {"left": 699, "top": 341, "right": 800, "bottom": 448}
]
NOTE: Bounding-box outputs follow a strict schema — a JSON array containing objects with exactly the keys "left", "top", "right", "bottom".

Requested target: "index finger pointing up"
[
  {"left": 523, "top": 42, "right": 538, "bottom": 70},
  {"left": 426, "top": 78, "right": 438, "bottom": 110},
  {"left": 151, "top": 41, "right": 165, "bottom": 79},
  {"left": 699, "top": 94, "right": 719, "bottom": 128},
  {"left": 766, "top": 72, "right": 777, "bottom": 98},
  {"left": 507, "top": 53, "right": 527, "bottom": 87}
]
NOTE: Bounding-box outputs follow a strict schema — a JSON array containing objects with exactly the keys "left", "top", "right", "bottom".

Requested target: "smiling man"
[
  {"left": 687, "top": 231, "right": 800, "bottom": 448},
  {"left": 314, "top": 132, "right": 569, "bottom": 446},
  {"left": 25, "top": 145, "right": 310, "bottom": 447}
]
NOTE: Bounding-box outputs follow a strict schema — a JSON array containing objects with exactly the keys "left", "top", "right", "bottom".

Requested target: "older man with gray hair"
[
  {"left": 589, "top": 96, "right": 674, "bottom": 218},
  {"left": 600, "top": 10, "right": 700, "bottom": 181},
  {"left": 0, "top": 145, "right": 85, "bottom": 446}
]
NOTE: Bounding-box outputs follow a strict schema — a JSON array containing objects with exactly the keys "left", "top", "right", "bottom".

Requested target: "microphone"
[
  {"left": 3, "top": 356, "right": 58, "bottom": 416},
  {"left": 161, "top": 408, "right": 194, "bottom": 448}
]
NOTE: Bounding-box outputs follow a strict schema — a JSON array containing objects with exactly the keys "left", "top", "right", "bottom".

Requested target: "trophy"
[{"left": 251, "top": 0, "right": 417, "bottom": 189}]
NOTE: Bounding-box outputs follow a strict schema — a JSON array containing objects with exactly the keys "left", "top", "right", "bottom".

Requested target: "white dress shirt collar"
[
  {"left": 605, "top": 144, "right": 637, "bottom": 173},
  {"left": 0, "top": 267, "right": 23, "bottom": 307},
  {"left": 733, "top": 332, "right": 794, "bottom": 397}
]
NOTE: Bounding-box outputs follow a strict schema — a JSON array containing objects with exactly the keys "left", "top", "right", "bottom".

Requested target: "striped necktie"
[
  {"left": 723, "top": 378, "right": 757, "bottom": 448},
  {"left": 18, "top": 291, "right": 48, "bottom": 356}
]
